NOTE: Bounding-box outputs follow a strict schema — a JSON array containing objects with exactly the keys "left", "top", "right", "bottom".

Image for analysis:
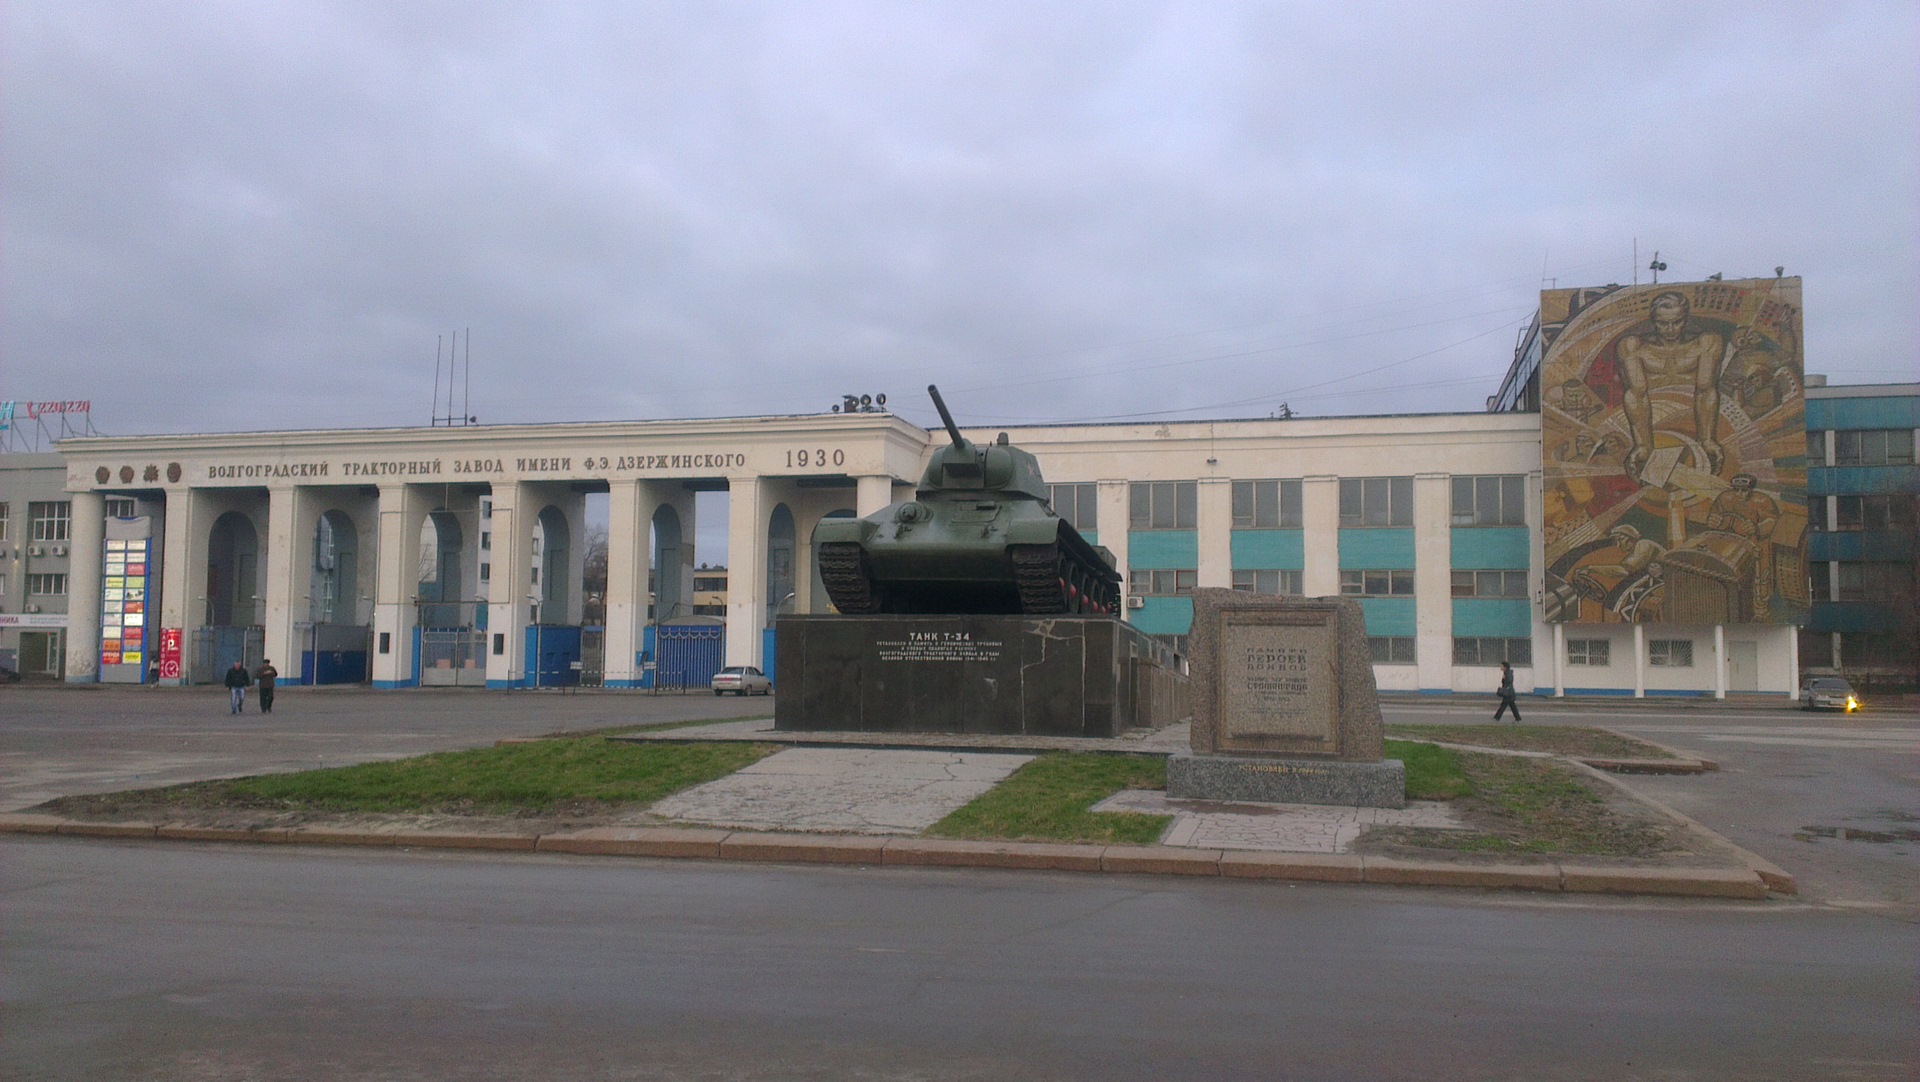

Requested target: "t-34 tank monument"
[{"left": 776, "top": 386, "right": 1185, "bottom": 737}]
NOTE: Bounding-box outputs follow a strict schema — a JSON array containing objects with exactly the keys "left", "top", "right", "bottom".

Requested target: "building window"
[
  {"left": 1047, "top": 483, "right": 1098, "bottom": 532},
  {"left": 105, "top": 498, "right": 137, "bottom": 519},
  {"left": 1648, "top": 639, "right": 1693, "bottom": 667},
  {"left": 1450, "top": 570, "right": 1528, "bottom": 597},
  {"left": 1837, "top": 561, "right": 1916, "bottom": 602},
  {"left": 1450, "top": 475, "right": 1526, "bottom": 526},
  {"left": 1834, "top": 495, "right": 1916, "bottom": 532},
  {"left": 1807, "top": 495, "right": 1829, "bottom": 532},
  {"left": 29, "top": 502, "right": 70, "bottom": 542},
  {"left": 27, "top": 572, "right": 67, "bottom": 596},
  {"left": 530, "top": 566, "right": 539, "bottom": 585},
  {"left": 1232, "top": 480, "right": 1302, "bottom": 528},
  {"left": 0, "top": 573, "right": 7, "bottom": 596},
  {"left": 1232, "top": 569, "right": 1301, "bottom": 595},
  {"left": 1129, "top": 481, "right": 1196, "bottom": 530},
  {"left": 1809, "top": 562, "right": 1835, "bottom": 602},
  {"left": 1833, "top": 429, "right": 1916, "bottom": 466},
  {"left": 693, "top": 575, "right": 728, "bottom": 592},
  {"left": 1566, "top": 639, "right": 1610, "bottom": 666},
  {"left": 1453, "top": 637, "right": 1531, "bottom": 665},
  {"left": 1340, "top": 569, "right": 1414, "bottom": 596},
  {"left": 0, "top": 503, "right": 8, "bottom": 541},
  {"left": 1369, "top": 636, "right": 1416, "bottom": 664},
  {"left": 481, "top": 499, "right": 492, "bottom": 520},
  {"left": 479, "top": 562, "right": 491, "bottom": 582},
  {"left": 481, "top": 531, "right": 492, "bottom": 550},
  {"left": 1805, "top": 430, "right": 1827, "bottom": 466},
  {"left": 1338, "top": 477, "right": 1413, "bottom": 527},
  {"left": 1129, "top": 568, "right": 1196, "bottom": 596}
]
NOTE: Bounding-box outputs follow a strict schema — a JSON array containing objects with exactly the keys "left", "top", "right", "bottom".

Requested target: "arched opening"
[
  {"left": 651, "top": 505, "right": 685, "bottom": 623},
  {"left": 808, "top": 508, "right": 857, "bottom": 613},
  {"left": 200, "top": 510, "right": 263, "bottom": 683},
  {"left": 417, "top": 510, "right": 465, "bottom": 629},
  {"left": 306, "top": 510, "right": 369, "bottom": 684},
  {"left": 534, "top": 505, "right": 571, "bottom": 621},
  {"left": 767, "top": 503, "right": 796, "bottom": 623},
  {"left": 207, "top": 511, "right": 261, "bottom": 627}
]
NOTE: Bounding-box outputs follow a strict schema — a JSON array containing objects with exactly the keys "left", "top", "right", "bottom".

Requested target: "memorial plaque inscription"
[{"left": 1217, "top": 610, "right": 1339, "bottom": 755}]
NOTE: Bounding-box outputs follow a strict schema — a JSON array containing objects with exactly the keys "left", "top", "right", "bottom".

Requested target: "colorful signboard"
[
  {"left": 1540, "top": 278, "right": 1807, "bottom": 625},
  {"left": 100, "top": 535, "right": 153, "bottom": 679}
]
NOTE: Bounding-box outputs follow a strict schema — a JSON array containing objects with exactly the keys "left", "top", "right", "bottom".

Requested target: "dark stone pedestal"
[{"left": 774, "top": 614, "right": 1182, "bottom": 737}]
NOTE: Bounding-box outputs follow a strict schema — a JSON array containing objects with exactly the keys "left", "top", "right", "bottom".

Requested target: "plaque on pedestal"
[{"left": 1169, "top": 590, "right": 1403, "bottom": 809}]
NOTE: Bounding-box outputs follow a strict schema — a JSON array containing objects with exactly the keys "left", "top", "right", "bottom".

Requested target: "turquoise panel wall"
[
  {"left": 1079, "top": 529, "right": 1098, "bottom": 547},
  {"left": 1809, "top": 465, "right": 1920, "bottom": 497},
  {"left": 1129, "top": 597, "right": 1194, "bottom": 635},
  {"left": 1452, "top": 599, "right": 1533, "bottom": 637},
  {"left": 1806, "top": 395, "right": 1920, "bottom": 431},
  {"left": 1230, "top": 529, "right": 1304, "bottom": 568},
  {"left": 1356, "top": 598, "right": 1415, "bottom": 636},
  {"left": 1450, "top": 527, "right": 1530, "bottom": 569},
  {"left": 1810, "top": 531, "right": 1916, "bottom": 561},
  {"left": 1337, "top": 529, "right": 1414, "bottom": 567},
  {"left": 1128, "top": 530, "right": 1198, "bottom": 568}
]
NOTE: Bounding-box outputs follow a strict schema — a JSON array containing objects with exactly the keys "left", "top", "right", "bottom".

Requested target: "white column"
[
  {"left": 1713, "top": 624, "right": 1727, "bottom": 700},
  {"left": 1553, "top": 622, "right": 1566, "bottom": 697},
  {"left": 604, "top": 480, "right": 662, "bottom": 687},
  {"left": 856, "top": 474, "right": 895, "bottom": 517},
  {"left": 1786, "top": 625, "right": 1801, "bottom": 700},
  {"left": 63, "top": 491, "right": 106, "bottom": 684},
  {"left": 371, "top": 483, "right": 428, "bottom": 687},
  {"left": 1632, "top": 623, "right": 1646, "bottom": 698},
  {"left": 260, "top": 485, "right": 307, "bottom": 686},
  {"left": 1301, "top": 475, "right": 1340, "bottom": 597},
  {"left": 484, "top": 482, "right": 537, "bottom": 687},
  {"left": 1097, "top": 479, "right": 1130, "bottom": 605},
  {"left": 1196, "top": 478, "right": 1232, "bottom": 588},
  {"left": 1412, "top": 473, "right": 1451, "bottom": 692},
  {"left": 158, "top": 486, "right": 207, "bottom": 684},
  {"left": 725, "top": 477, "right": 770, "bottom": 667}
]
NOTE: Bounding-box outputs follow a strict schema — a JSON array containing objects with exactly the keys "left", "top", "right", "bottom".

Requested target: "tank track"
[
  {"left": 1010, "top": 543, "right": 1069, "bottom": 614},
  {"left": 817, "top": 542, "right": 879, "bottom": 614}
]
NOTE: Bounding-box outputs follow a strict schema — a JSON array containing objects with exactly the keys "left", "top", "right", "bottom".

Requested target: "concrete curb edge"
[{"left": 0, "top": 813, "right": 1775, "bottom": 900}]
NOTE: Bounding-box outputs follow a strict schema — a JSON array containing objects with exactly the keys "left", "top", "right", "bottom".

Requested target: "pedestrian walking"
[
  {"left": 223, "top": 660, "right": 250, "bottom": 715},
  {"left": 1493, "top": 659, "right": 1522, "bottom": 722},
  {"left": 255, "top": 659, "right": 278, "bottom": 714}
]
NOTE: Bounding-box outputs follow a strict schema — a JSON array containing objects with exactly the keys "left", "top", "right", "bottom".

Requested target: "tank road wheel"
[
  {"left": 1010, "top": 544, "right": 1069, "bottom": 614},
  {"left": 817, "top": 542, "right": 881, "bottom": 614}
]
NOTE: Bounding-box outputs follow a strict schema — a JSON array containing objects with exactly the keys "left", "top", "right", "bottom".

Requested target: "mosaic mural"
[{"left": 1540, "top": 278, "right": 1807, "bottom": 625}]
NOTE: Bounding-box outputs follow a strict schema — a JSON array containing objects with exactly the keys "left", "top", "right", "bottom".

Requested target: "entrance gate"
[
  {"left": 192, "top": 626, "right": 263, "bottom": 685},
  {"left": 420, "top": 629, "right": 487, "bottom": 687},
  {"left": 643, "top": 620, "right": 724, "bottom": 691}
]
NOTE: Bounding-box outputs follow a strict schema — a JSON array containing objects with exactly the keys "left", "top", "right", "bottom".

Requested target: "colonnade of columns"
[{"left": 63, "top": 471, "right": 905, "bottom": 688}]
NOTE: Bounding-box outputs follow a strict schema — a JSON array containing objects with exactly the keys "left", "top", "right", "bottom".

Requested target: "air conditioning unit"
[
  {"left": 1126, "top": 596, "right": 1146, "bottom": 609},
  {"left": 28, "top": 545, "right": 43, "bottom": 557},
  {"left": 50, "top": 545, "right": 67, "bottom": 557},
  {"left": 24, "top": 603, "right": 41, "bottom": 613}
]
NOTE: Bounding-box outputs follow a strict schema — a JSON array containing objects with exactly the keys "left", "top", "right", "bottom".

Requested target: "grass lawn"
[
  {"left": 926, "top": 753, "right": 1171, "bottom": 845},
  {"left": 39, "top": 739, "right": 777, "bottom": 820},
  {"left": 1365, "top": 749, "right": 1675, "bottom": 857},
  {"left": 1382, "top": 724, "right": 1678, "bottom": 761}
]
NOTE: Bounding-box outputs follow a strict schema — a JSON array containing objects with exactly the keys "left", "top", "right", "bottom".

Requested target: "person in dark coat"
[
  {"left": 223, "top": 660, "right": 250, "bottom": 715},
  {"left": 1493, "top": 660, "right": 1522, "bottom": 722},
  {"left": 255, "top": 659, "right": 278, "bottom": 714}
]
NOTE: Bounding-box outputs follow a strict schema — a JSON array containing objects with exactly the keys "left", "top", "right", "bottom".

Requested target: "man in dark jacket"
[
  {"left": 255, "top": 659, "right": 278, "bottom": 714},
  {"left": 223, "top": 660, "right": 250, "bottom": 715},
  {"left": 1494, "top": 660, "right": 1522, "bottom": 722}
]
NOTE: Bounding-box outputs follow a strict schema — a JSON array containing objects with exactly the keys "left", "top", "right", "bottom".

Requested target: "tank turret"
[{"left": 812, "top": 385, "right": 1121, "bottom": 615}]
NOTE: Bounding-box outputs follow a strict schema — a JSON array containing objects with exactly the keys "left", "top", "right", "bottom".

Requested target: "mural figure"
[{"left": 1539, "top": 278, "right": 1807, "bottom": 625}]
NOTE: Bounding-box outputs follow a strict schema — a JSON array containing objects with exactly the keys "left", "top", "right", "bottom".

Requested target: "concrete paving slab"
[
  {"left": 1093, "top": 789, "right": 1466, "bottom": 854},
  {"left": 650, "top": 747, "right": 1033, "bottom": 835}
]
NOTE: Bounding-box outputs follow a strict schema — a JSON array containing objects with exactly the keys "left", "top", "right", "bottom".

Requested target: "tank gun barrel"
[{"left": 928, "top": 384, "right": 967, "bottom": 450}]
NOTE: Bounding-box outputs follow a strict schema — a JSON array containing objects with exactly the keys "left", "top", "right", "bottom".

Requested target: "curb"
[
  {"left": 0, "top": 813, "right": 1776, "bottom": 900},
  {"left": 1565, "top": 760, "right": 1797, "bottom": 896}
]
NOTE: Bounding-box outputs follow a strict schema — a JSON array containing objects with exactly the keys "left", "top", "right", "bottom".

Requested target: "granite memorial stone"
[{"left": 1168, "top": 589, "right": 1404, "bottom": 808}]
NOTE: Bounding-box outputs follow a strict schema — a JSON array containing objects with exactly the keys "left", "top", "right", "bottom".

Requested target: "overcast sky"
[{"left": 4, "top": 0, "right": 1915, "bottom": 445}]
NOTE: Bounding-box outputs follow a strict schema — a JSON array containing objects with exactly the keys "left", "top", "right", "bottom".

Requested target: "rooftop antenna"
[{"left": 432, "top": 328, "right": 479, "bottom": 426}]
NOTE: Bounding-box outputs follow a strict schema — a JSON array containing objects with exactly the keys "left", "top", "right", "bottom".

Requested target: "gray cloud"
[{"left": 3, "top": 0, "right": 1913, "bottom": 442}]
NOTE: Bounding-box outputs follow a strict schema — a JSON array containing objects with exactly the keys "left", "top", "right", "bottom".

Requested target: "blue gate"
[
  {"left": 522, "top": 624, "right": 583, "bottom": 688},
  {"left": 642, "top": 622, "right": 724, "bottom": 690}
]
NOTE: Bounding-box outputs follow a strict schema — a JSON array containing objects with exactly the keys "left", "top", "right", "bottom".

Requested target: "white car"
[
  {"left": 1800, "top": 677, "right": 1860, "bottom": 712},
  {"left": 711, "top": 665, "right": 772, "bottom": 696}
]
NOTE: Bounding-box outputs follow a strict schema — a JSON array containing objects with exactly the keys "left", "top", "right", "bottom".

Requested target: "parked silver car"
[
  {"left": 1800, "top": 677, "right": 1860, "bottom": 712},
  {"left": 711, "top": 665, "right": 772, "bottom": 696}
]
